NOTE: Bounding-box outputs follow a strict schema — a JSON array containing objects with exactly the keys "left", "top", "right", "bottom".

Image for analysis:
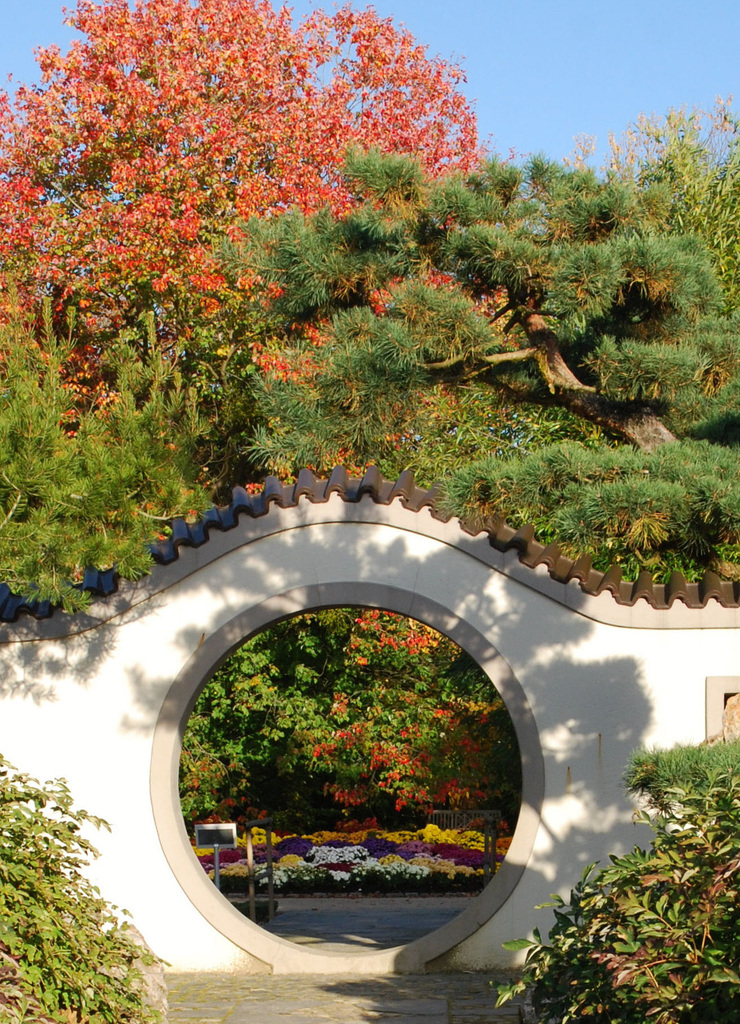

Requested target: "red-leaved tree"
[{"left": 0, "top": 0, "right": 479, "bottom": 339}]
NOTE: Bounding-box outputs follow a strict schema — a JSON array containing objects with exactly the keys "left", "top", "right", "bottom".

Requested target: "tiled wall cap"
[{"left": 4, "top": 466, "right": 740, "bottom": 622}]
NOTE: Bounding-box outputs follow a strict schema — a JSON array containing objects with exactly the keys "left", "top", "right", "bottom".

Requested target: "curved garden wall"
[{"left": 1, "top": 471, "right": 737, "bottom": 973}]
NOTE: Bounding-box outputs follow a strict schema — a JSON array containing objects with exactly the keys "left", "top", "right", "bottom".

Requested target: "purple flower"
[
  {"left": 273, "top": 836, "right": 314, "bottom": 858},
  {"left": 360, "top": 837, "right": 399, "bottom": 858}
]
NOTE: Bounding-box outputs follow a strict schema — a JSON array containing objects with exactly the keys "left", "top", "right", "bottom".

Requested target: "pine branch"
[
  {"left": 426, "top": 347, "right": 536, "bottom": 371},
  {"left": 481, "top": 347, "right": 538, "bottom": 366},
  {"left": 0, "top": 488, "right": 22, "bottom": 533}
]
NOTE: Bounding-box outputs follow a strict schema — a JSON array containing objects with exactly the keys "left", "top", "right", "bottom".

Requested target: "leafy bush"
[
  {"left": 496, "top": 768, "right": 740, "bottom": 1023},
  {"left": 0, "top": 940, "right": 56, "bottom": 1023},
  {"left": 624, "top": 740, "right": 740, "bottom": 810},
  {"left": 0, "top": 755, "right": 161, "bottom": 1023}
]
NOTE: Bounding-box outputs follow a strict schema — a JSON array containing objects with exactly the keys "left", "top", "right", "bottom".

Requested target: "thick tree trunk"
[
  {"left": 558, "top": 389, "right": 677, "bottom": 451},
  {"left": 524, "top": 313, "right": 677, "bottom": 452}
]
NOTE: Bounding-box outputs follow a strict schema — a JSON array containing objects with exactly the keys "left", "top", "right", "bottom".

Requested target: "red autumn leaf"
[{"left": 0, "top": 0, "right": 479, "bottom": 337}]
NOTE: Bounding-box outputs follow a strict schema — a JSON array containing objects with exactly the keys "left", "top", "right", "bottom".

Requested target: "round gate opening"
[{"left": 179, "top": 606, "right": 522, "bottom": 950}]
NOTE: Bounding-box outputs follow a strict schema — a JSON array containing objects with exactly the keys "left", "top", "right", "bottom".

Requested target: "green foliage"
[
  {"left": 226, "top": 148, "right": 740, "bottom": 579},
  {"left": 235, "top": 149, "right": 724, "bottom": 470},
  {"left": 0, "top": 297, "right": 208, "bottom": 608},
  {"left": 624, "top": 741, "right": 740, "bottom": 811},
  {"left": 442, "top": 439, "right": 740, "bottom": 580},
  {"left": 0, "top": 940, "right": 57, "bottom": 1024},
  {"left": 497, "top": 769, "right": 740, "bottom": 1023},
  {"left": 0, "top": 754, "right": 161, "bottom": 1023},
  {"left": 609, "top": 99, "right": 740, "bottom": 311},
  {"left": 180, "top": 609, "right": 521, "bottom": 831}
]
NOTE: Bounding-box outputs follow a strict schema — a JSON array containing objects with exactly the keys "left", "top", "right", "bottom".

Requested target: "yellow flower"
[
  {"left": 455, "top": 829, "right": 485, "bottom": 850},
  {"left": 237, "top": 827, "right": 268, "bottom": 846},
  {"left": 382, "top": 830, "right": 415, "bottom": 843}
]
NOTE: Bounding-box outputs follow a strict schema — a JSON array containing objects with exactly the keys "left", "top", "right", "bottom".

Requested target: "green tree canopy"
[
  {"left": 180, "top": 609, "right": 520, "bottom": 831},
  {"left": 226, "top": 149, "right": 740, "bottom": 579}
]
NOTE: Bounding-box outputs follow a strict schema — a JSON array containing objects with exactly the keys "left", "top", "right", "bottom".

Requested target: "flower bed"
[{"left": 194, "top": 824, "right": 511, "bottom": 895}]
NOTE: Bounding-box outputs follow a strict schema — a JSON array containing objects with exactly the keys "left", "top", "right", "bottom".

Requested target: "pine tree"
[
  {"left": 0, "top": 298, "right": 207, "bottom": 608},
  {"left": 226, "top": 149, "right": 740, "bottom": 580}
]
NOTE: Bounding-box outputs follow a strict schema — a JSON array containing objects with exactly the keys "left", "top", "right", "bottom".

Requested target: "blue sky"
[{"left": 2, "top": 0, "right": 739, "bottom": 165}]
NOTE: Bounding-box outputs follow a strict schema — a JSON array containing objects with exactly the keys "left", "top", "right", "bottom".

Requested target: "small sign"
[{"left": 195, "top": 822, "right": 237, "bottom": 849}]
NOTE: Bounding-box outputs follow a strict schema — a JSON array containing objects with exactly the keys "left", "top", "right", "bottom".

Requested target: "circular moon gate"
[
  {"left": 151, "top": 581, "right": 544, "bottom": 974},
  {"left": 1, "top": 472, "right": 733, "bottom": 974}
]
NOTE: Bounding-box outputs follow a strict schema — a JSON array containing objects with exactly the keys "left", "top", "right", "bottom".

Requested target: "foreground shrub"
[
  {"left": 0, "top": 755, "right": 161, "bottom": 1023},
  {"left": 497, "top": 769, "right": 740, "bottom": 1023},
  {"left": 0, "top": 940, "right": 56, "bottom": 1023},
  {"left": 624, "top": 740, "right": 740, "bottom": 810}
]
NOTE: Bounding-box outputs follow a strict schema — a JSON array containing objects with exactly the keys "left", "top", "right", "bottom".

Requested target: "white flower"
[{"left": 305, "top": 844, "right": 370, "bottom": 865}]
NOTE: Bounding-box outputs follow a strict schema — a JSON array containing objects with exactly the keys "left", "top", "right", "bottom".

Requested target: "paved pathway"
[
  {"left": 166, "top": 971, "right": 522, "bottom": 1024},
  {"left": 167, "top": 896, "right": 524, "bottom": 1022},
  {"left": 261, "top": 895, "right": 474, "bottom": 950}
]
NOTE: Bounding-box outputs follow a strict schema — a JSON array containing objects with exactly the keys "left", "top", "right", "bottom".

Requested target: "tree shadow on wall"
[
  {"left": 113, "top": 515, "right": 655, "bottom": 952},
  {"left": 0, "top": 618, "right": 119, "bottom": 704},
  {"left": 0, "top": 501, "right": 656, "bottom": 961}
]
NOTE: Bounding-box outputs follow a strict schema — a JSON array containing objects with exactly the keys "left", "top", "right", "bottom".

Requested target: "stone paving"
[
  {"left": 261, "top": 895, "right": 473, "bottom": 950},
  {"left": 166, "top": 895, "right": 524, "bottom": 1022},
  {"left": 166, "top": 970, "right": 523, "bottom": 1024}
]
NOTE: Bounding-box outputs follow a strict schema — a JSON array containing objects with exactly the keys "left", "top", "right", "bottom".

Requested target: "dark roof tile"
[
  {"left": 507, "top": 525, "right": 538, "bottom": 560},
  {"left": 566, "top": 554, "right": 593, "bottom": 583},
  {"left": 699, "top": 571, "right": 736, "bottom": 607},
  {"left": 532, "top": 542, "right": 563, "bottom": 571},
  {"left": 263, "top": 475, "right": 289, "bottom": 507},
  {"left": 388, "top": 469, "right": 417, "bottom": 504},
  {"left": 4, "top": 466, "right": 740, "bottom": 622},
  {"left": 551, "top": 554, "right": 579, "bottom": 584},
  {"left": 294, "top": 468, "right": 317, "bottom": 501},
  {"left": 595, "top": 565, "right": 624, "bottom": 598},
  {"left": 229, "top": 486, "right": 252, "bottom": 517},
  {"left": 81, "top": 567, "right": 117, "bottom": 596},
  {"left": 2, "top": 591, "right": 36, "bottom": 622},
  {"left": 325, "top": 465, "right": 350, "bottom": 497},
  {"left": 631, "top": 571, "right": 662, "bottom": 607},
  {"left": 358, "top": 465, "right": 384, "bottom": 500}
]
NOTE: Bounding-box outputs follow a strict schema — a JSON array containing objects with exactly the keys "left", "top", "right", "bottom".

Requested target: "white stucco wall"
[{"left": 0, "top": 494, "right": 737, "bottom": 974}]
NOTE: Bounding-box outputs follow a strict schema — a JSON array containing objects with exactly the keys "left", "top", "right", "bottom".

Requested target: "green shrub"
[
  {"left": 0, "top": 755, "right": 161, "bottom": 1023},
  {"left": 0, "top": 940, "right": 57, "bottom": 1023},
  {"left": 624, "top": 740, "right": 740, "bottom": 810},
  {"left": 496, "top": 768, "right": 740, "bottom": 1023}
]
